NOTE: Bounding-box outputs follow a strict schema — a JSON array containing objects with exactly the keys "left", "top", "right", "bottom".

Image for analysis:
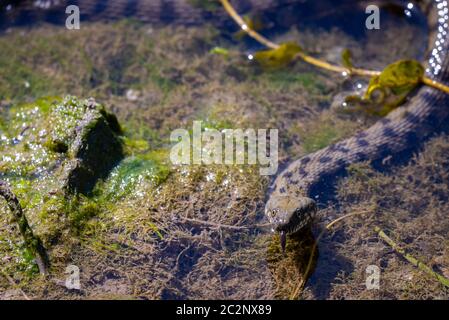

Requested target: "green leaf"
[
  {"left": 365, "top": 59, "right": 424, "bottom": 100},
  {"left": 254, "top": 42, "right": 303, "bottom": 69},
  {"left": 234, "top": 14, "right": 264, "bottom": 40},
  {"left": 210, "top": 46, "right": 230, "bottom": 57},
  {"left": 344, "top": 60, "right": 424, "bottom": 116},
  {"left": 341, "top": 49, "right": 353, "bottom": 69}
]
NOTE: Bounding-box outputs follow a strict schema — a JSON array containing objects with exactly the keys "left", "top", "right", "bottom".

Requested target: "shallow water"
[{"left": 1, "top": 0, "right": 449, "bottom": 300}]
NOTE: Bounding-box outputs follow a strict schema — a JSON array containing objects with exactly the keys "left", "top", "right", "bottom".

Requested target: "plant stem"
[
  {"left": 219, "top": 0, "right": 449, "bottom": 95},
  {"left": 220, "top": 0, "right": 278, "bottom": 50},
  {"left": 0, "top": 180, "right": 49, "bottom": 275},
  {"left": 374, "top": 226, "right": 449, "bottom": 288},
  {"left": 422, "top": 77, "right": 449, "bottom": 94}
]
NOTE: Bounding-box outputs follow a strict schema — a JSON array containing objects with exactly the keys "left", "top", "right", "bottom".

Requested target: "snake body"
[
  {"left": 2, "top": 0, "right": 449, "bottom": 246},
  {"left": 265, "top": 0, "right": 449, "bottom": 247}
]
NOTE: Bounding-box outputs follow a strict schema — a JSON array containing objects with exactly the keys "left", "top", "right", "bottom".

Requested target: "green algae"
[
  {"left": 261, "top": 71, "right": 326, "bottom": 92},
  {"left": 0, "top": 93, "right": 171, "bottom": 279},
  {"left": 299, "top": 114, "right": 359, "bottom": 154},
  {"left": 0, "top": 96, "right": 65, "bottom": 178},
  {"left": 0, "top": 96, "right": 121, "bottom": 180},
  {"left": 0, "top": 23, "right": 213, "bottom": 103},
  {"left": 0, "top": 96, "right": 123, "bottom": 251},
  {"left": 0, "top": 20, "right": 342, "bottom": 299},
  {"left": 100, "top": 154, "right": 170, "bottom": 201}
]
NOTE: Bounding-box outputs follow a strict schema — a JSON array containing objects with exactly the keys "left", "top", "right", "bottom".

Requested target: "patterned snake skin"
[
  {"left": 2, "top": 0, "right": 449, "bottom": 250},
  {"left": 265, "top": 0, "right": 449, "bottom": 250}
]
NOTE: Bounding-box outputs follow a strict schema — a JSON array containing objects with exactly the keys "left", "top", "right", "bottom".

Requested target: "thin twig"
[
  {"left": 374, "top": 226, "right": 449, "bottom": 288},
  {"left": 219, "top": 0, "right": 449, "bottom": 94},
  {"left": 0, "top": 180, "right": 49, "bottom": 275},
  {"left": 220, "top": 0, "right": 278, "bottom": 49},
  {"left": 422, "top": 77, "right": 449, "bottom": 94}
]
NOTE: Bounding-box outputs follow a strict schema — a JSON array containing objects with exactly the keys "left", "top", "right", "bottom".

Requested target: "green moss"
[
  {"left": 44, "top": 139, "right": 68, "bottom": 154},
  {"left": 0, "top": 23, "right": 187, "bottom": 103},
  {"left": 266, "top": 230, "right": 316, "bottom": 299},
  {"left": 0, "top": 96, "right": 125, "bottom": 250},
  {"left": 0, "top": 33, "right": 83, "bottom": 100},
  {"left": 122, "top": 137, "right": 150, "bottom": 155}
]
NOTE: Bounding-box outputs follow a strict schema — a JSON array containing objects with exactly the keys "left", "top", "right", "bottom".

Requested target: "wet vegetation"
[{"left": 0, "top": 7, "right": 448, "bottom": 300}]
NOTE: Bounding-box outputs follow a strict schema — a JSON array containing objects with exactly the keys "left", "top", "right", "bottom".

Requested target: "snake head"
[{"left": 265, "top": 195, "right": 317, "bottom": 252}]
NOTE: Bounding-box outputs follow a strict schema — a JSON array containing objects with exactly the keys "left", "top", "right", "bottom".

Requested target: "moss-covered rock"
[
  {"left": 61, "top": 98, "right": 124, "bottom": 194},
  {"left": 0, "top": 96, "right": 123, "bottom": 250},
  {"left": 0, "top": 96, "right": 123, "bottom": 194}
]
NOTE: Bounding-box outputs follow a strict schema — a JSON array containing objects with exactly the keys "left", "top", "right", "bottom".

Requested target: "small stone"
[{"left": 126, "top": 89, "right": 139, "bottom": 101}]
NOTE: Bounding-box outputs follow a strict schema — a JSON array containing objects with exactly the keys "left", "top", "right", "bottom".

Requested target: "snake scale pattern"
[{"left": 2, "top": 0, "right": 449, "bottom": 249}]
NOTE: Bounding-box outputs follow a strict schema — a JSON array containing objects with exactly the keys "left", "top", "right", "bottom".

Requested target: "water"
[{"left": 1, "top": 0, "right": 448, "bottom": 300}]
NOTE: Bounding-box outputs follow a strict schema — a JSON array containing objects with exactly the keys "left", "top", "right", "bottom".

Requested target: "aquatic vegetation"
[
  {"left": 254, "top": 42, "right": 303, "bottom": 69},
  {"left": 260, "top": 71, "right": 326, "bottom": 93},
  {"left": 0, "top": 23, "right": 210, "bottom": 103},
  {"left": 0, "top": 96, "right": 66, "bottom": 178},
  {"left": 0, "top": 4, "right": 447, "bottom": 299},
  {"left": 320, "top": 135, "right": 449, "bottom": 299},
  {"left": 220, "top": 0, "right": 449, "bottom": 96},
  {"left": 299, "top": 114, "right": 360, "bottom": 154},
  {"left": 0, "top": 96, "right": 124, "bottom": 276},
  {"left": 344, "top": 60, "right": 424, "bottom": 116},
  {"left": 0, "top": 181, "right": 49, "bottom": 275},
  {"left": 267, "top": 229, "right": 315, "bottom": 299},
  {"left": 101, "top": 154, "right": 170, "bottom": 201},
  {"left": 233, "top": 14, "right": 264, "bottom": 40},
  {"left": 341, "top": 49, "right": 354, "bottom": 70},
  {"left": 210, "top": 46, "right": 230, "bottom": 57}
]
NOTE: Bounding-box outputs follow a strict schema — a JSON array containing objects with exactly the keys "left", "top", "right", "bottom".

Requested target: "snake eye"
[{"left": 269, "top": 208, "right": 279, "bottom": 218}]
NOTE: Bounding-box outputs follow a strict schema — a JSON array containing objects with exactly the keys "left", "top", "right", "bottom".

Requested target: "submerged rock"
[
  {"left": 61, "top": 98, "right": 124, "bottom": 194},
  {"left": 0, "top": 96, "right": 124, "bottom": 273},
  {"left": 0, "top": 96, "right": 123, "bottom": 194}
]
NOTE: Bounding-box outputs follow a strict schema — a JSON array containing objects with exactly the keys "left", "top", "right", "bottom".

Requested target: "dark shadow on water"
[{"left": 307, "top": 228, "right": 355, "bottom": 299}]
